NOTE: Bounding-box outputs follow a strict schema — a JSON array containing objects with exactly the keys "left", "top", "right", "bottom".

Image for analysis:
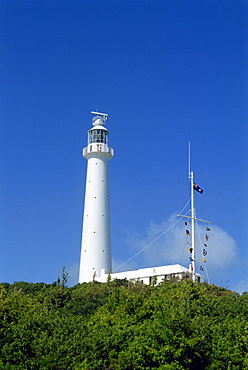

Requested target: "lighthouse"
[{"left": 79, "top": 112, "right": 114, "bottom": 283}]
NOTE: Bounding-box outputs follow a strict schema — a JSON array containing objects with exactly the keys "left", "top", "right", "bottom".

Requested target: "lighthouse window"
[{"left": 89, "top": 129, "right": 108, "bottom": 144}]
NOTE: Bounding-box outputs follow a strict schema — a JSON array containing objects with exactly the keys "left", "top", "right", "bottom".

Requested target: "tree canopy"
[{"left": 0, "top": 278, "right": 247, "bottom": 369}]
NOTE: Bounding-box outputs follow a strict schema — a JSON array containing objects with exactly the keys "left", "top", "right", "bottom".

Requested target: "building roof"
[{"left": 97, "top": 264, "right": 204, "bottom": 283}]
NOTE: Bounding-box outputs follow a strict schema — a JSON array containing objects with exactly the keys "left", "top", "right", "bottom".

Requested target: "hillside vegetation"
[{"left": 0, "top": 277, "right": 247, "bottom": 369}]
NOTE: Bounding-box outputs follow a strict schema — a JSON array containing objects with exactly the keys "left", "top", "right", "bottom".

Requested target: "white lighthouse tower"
[{"left": 79, "top": 112, "right": 114, "bottom": 283}]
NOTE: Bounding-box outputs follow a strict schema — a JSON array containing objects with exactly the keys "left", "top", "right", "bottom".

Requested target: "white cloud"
[
  {"left": 112, "top": 258, "right": 138, "bottom": 274},
  {"left": 115, "top": 213, "right": 248, "bottom": 292},
  {"left": 234, "top": 279, "right": 248, "bottom": 294},
  {"left": 71, "top": 214, "right": 248, "bottom": 292},
  {"left": 67, "top": 262, "right": 79, "bottom": 286}
]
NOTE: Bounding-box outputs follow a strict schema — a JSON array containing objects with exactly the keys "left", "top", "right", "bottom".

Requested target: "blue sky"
[{"left": 1, "top": 0, "right": 247, "bottom": 292}]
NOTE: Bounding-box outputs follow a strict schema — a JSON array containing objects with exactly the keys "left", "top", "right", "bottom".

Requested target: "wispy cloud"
[
  {"left": 116, "top": 213, "right": 248, "bottom": 292},
  {"left": 234, "top": 278, "right": 248, "bottom": 294},
  {"left": 73, "top": 213, "right": 247, "bottom": 293},
  {"left": 67, "top": 262, "right": 79, "bottom": 286}
]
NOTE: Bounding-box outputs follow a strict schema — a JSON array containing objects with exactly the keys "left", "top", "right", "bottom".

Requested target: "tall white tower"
[{"left": 79, "top": 112, "right": 114, "bottom": 283}]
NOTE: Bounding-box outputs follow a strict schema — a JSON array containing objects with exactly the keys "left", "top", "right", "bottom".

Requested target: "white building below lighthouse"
[{"left": 79, "top": 112, "right": 114, "bottom": 283}]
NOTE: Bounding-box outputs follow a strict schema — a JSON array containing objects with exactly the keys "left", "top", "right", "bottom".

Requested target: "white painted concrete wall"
[
  {"left": 96, "top": 264, "right": 204, "bottom": 284},
  {"left": 79, "top": 142, "right": 113, "bottom": 283}
]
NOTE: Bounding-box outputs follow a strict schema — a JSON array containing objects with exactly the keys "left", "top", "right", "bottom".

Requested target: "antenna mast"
[
  {"left": 188, "top": 142, "right": 191, "bottom": 179},
  {"left": 177, "top": 142, "right": 211, "bottom": 282},
  {"left": 188, "top": 142, "right": 196, "bottom": 281},
  {"left": 189, "top": 169, "right": 196, "bottom": 282}
]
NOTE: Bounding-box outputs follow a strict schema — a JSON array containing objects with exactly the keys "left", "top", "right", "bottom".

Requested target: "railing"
[{"left": 83, "top": 144, "right": 114, "bottom": 156}]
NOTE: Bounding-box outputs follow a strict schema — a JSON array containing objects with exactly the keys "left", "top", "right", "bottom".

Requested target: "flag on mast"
[{"left": 193, "top": 182, "right": 203, "bottom": 194}]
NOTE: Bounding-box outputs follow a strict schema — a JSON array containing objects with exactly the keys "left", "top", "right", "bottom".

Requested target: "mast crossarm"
[{"left": 177, "top": 214, "right": 212, "bottom": 224}]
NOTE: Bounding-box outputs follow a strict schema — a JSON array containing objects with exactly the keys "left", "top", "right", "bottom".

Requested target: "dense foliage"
[{"left": 0, "top": 277, "right": 247, "bottom": 369}]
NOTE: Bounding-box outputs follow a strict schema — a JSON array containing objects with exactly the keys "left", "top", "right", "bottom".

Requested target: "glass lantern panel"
[{"left": 88, "top": 129, "right": 108, "bottom": 144}]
